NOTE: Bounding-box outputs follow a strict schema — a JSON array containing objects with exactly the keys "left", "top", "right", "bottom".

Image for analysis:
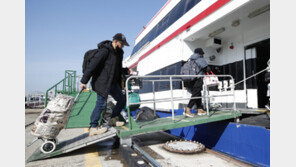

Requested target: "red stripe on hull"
[{"left": 129, "top": 0, "right": 230, "bottom": 69}]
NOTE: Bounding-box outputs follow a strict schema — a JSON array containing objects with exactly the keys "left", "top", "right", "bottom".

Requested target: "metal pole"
[
  {"left": 69, "top": 73, "right": 72, "bottom": 93},
  {"left": 243, "top": 48, "right": 248, "bottom": 108},
  {"left": 68, "top": 74, "right": 70, "bottom": 94},
  {"left": 205, "top": 79, "right": 209, "bottom": 116},
  {"left": 45, "top": 91, "right": 48, "bottom": 107},
  {"left": 74, "top": 71, "right": 76, "bottom": 92},
  {"left": 169, "top": 76, "right": 175, "bottom": 122},
  {"left": 232, "top": 80, "right": 237, "bottom": 113},
  {"left": 70, "top": 74, "right": 73, "bottom": 93},
  {"left": 152, "top": 81, "right": 156, "bottom": 117},
  {"left": 64, "top": 71, "right": 67, "bottom": 93},
  {"left": 125, "top": 78, "right": 131, "bottom": 130},
  {"left": 63, "top": 77, "right": 65, "bottom": 93}
]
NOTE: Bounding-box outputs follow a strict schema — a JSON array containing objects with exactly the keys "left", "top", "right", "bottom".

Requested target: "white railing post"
[
  {"left": 169, "top": 76, "right": 175, "bottom": 122},
  {"left": 152, "top": 81, "right": 156, "bottom": 116},
  {"left": 204, "top": 78, "right": 210, "bottom": 116}
]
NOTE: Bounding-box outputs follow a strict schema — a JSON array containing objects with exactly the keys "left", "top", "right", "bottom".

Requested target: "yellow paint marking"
[
  {"left": 121, "top": 126, "right": 129, "bottom": 130},
  {"left": 256, "top": 109, "right": 269, "bottom": 112},
  {"left": 84, "top": 128, "right": 102, "bottom": 167}
]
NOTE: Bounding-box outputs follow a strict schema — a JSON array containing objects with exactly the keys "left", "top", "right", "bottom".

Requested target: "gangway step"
[{"left": 27, "top": 127, "right": 117, "bottom": 162}]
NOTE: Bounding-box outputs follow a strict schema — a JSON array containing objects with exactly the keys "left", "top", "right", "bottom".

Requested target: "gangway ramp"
[
  {"left": 27, "top": 127, "right": 117, "bottom": 162},
  {"left": 116, "top": 110, "right": 241, "bottom": 138},
  {"left": 116, "top": 74, "right": 241, "bottom": 138},
  {"left": 65, "top": 90, "right": 97, "bottom": 128}
]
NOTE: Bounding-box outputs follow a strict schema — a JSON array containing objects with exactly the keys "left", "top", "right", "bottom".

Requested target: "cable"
[{"left": 234, "top": 67, "right": 269, "bottom": 86}]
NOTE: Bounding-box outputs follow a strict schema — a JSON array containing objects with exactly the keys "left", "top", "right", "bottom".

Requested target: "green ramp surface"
[
  {"left": 66, "top": 91, "right": 97, "bottom": 128},
  {"left": 115, "top": 110, "right": 241, "bottom": 138}
]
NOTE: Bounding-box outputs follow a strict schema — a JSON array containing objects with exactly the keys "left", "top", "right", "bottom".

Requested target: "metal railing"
[
  {"left": 44, "top": 70, "right": 77, "bottom": 107},
  {"left": 125, "top": 74, "right": 236, "bottom": 130}
]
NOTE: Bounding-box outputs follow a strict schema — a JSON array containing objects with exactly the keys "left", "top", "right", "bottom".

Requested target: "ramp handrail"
[
  {"left": 125, "top": 74, "right": 236, "bottom": 130},
  {"left": 44, "top": 70, "right": 77, "bottom": 107}
]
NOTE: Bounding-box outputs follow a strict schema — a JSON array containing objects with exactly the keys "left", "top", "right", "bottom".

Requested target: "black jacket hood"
[
  {"left": 97, "top": 40, "right": 124, "bottom": 55},
  {"left": 97, "top": 40, "right": 112, "bottom": 50}
]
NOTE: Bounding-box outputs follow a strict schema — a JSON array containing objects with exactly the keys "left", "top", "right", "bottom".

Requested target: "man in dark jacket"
[
  {"left": 80, "top": 33, "right": 130, "bottom": 136},
  {"left": 184, "top": 48, "right": 210, "bottom": 117}
]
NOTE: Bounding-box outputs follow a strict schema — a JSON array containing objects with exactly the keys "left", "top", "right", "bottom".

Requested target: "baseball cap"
[{"left": 113, "top": 33, "right": 130, "bottom": 46}]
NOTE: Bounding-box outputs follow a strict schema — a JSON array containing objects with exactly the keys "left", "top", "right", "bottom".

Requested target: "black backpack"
[
  {"left": 135, "top": 107, "right": 159, "bottom": 122},
  {"left": 82, "top": 49, "right": 99, "bottom": 74}
]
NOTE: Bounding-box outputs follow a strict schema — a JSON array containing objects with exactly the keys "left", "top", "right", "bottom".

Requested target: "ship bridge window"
[{"left": 132, "top": 0, "right": 201, "bottom": 56}]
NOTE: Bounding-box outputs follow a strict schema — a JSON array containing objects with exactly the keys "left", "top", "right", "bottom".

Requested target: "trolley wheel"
[{"left": 40, "top": 141, "right": 56, "bottom": 154}]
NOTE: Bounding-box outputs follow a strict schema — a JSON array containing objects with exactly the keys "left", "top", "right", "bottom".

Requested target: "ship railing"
[{"left": 125, "top": 74, "right": 236, "bottom": 130}]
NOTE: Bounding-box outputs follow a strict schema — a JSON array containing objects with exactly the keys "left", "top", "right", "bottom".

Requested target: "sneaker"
[
  {"left": 183, "top": 112, "right": 194, "bottom": 118},
  {"left": 108, "top": 117, "right": 125, "bottom": 127},
  {"left": 89, "top": 126, "right": 107, "bottom": 136},
  {"left": 115, "top": 121, "right": 125, "bottom": 127},
  {"left": 197, "top": 109, "right": 207, "bottom": 116},
  {"left": 183, "top": 108, "right": 195, "bottom": 118}
]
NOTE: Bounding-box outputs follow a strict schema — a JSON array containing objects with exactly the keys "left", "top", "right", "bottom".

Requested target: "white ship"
[{"left": 123, "top": 0, "right": 270, "bottom": 110}]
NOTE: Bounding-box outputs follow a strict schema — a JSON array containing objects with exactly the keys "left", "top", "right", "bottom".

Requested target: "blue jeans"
[{"left": 90, "top": 84, "right": 126, "bottom": 127}]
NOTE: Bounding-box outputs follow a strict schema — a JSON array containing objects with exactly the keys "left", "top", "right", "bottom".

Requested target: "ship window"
[
  {"left": 168, "top": 0, "right": 186, "bottom": 26},
  {"left": 167, "top": 65, "right": 176, "bottom": 75},
  {"left": 138, "top": 62, "right": 182, "bottom": 93},
  {"left": 157, "top": 15, "right": 170, "bottom": 36},
  {"left": 185, "top": 0, "right": 200, "bottom": 12},
  {"left": 151, "top": 70, "right": 160, "bottom": 92},
  {"left": 209, "top": 61, "right": 244, "bottom": 90},
  {"left": 131, "top": 0, "right": 202, "bottom": 56}
]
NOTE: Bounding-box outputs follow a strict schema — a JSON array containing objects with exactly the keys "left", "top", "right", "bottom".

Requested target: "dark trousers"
[
  {"left": 187, "top": 78, "right": 203, "bottom": 109},
  {"left": 90, "top": 84, "right": 126, "bottom": 127}
]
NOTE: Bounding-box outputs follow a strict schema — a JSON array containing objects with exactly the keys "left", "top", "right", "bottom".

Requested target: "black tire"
[{"left": 40, "top": 141, "right": 56, "bottom": 154}]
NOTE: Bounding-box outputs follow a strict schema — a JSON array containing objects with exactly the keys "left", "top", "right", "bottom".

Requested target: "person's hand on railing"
[{"left": 80, "top": 83, "right": 87, "bottom": 90}]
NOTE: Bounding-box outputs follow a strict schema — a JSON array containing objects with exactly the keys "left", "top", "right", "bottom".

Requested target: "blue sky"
[{"left": 25, "top": 0, "right": 167, "bottom": 94}]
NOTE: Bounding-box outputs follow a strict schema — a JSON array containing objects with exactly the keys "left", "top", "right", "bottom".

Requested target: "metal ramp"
[
  {"left": 116, "top": 110, "right": 241, "bottom": 138},
  {"left": 116, "top": 74, "right": 241, "bottom": 138},
  {"left": 27, "top": 127, "right": 117, "bottom": 162}
]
